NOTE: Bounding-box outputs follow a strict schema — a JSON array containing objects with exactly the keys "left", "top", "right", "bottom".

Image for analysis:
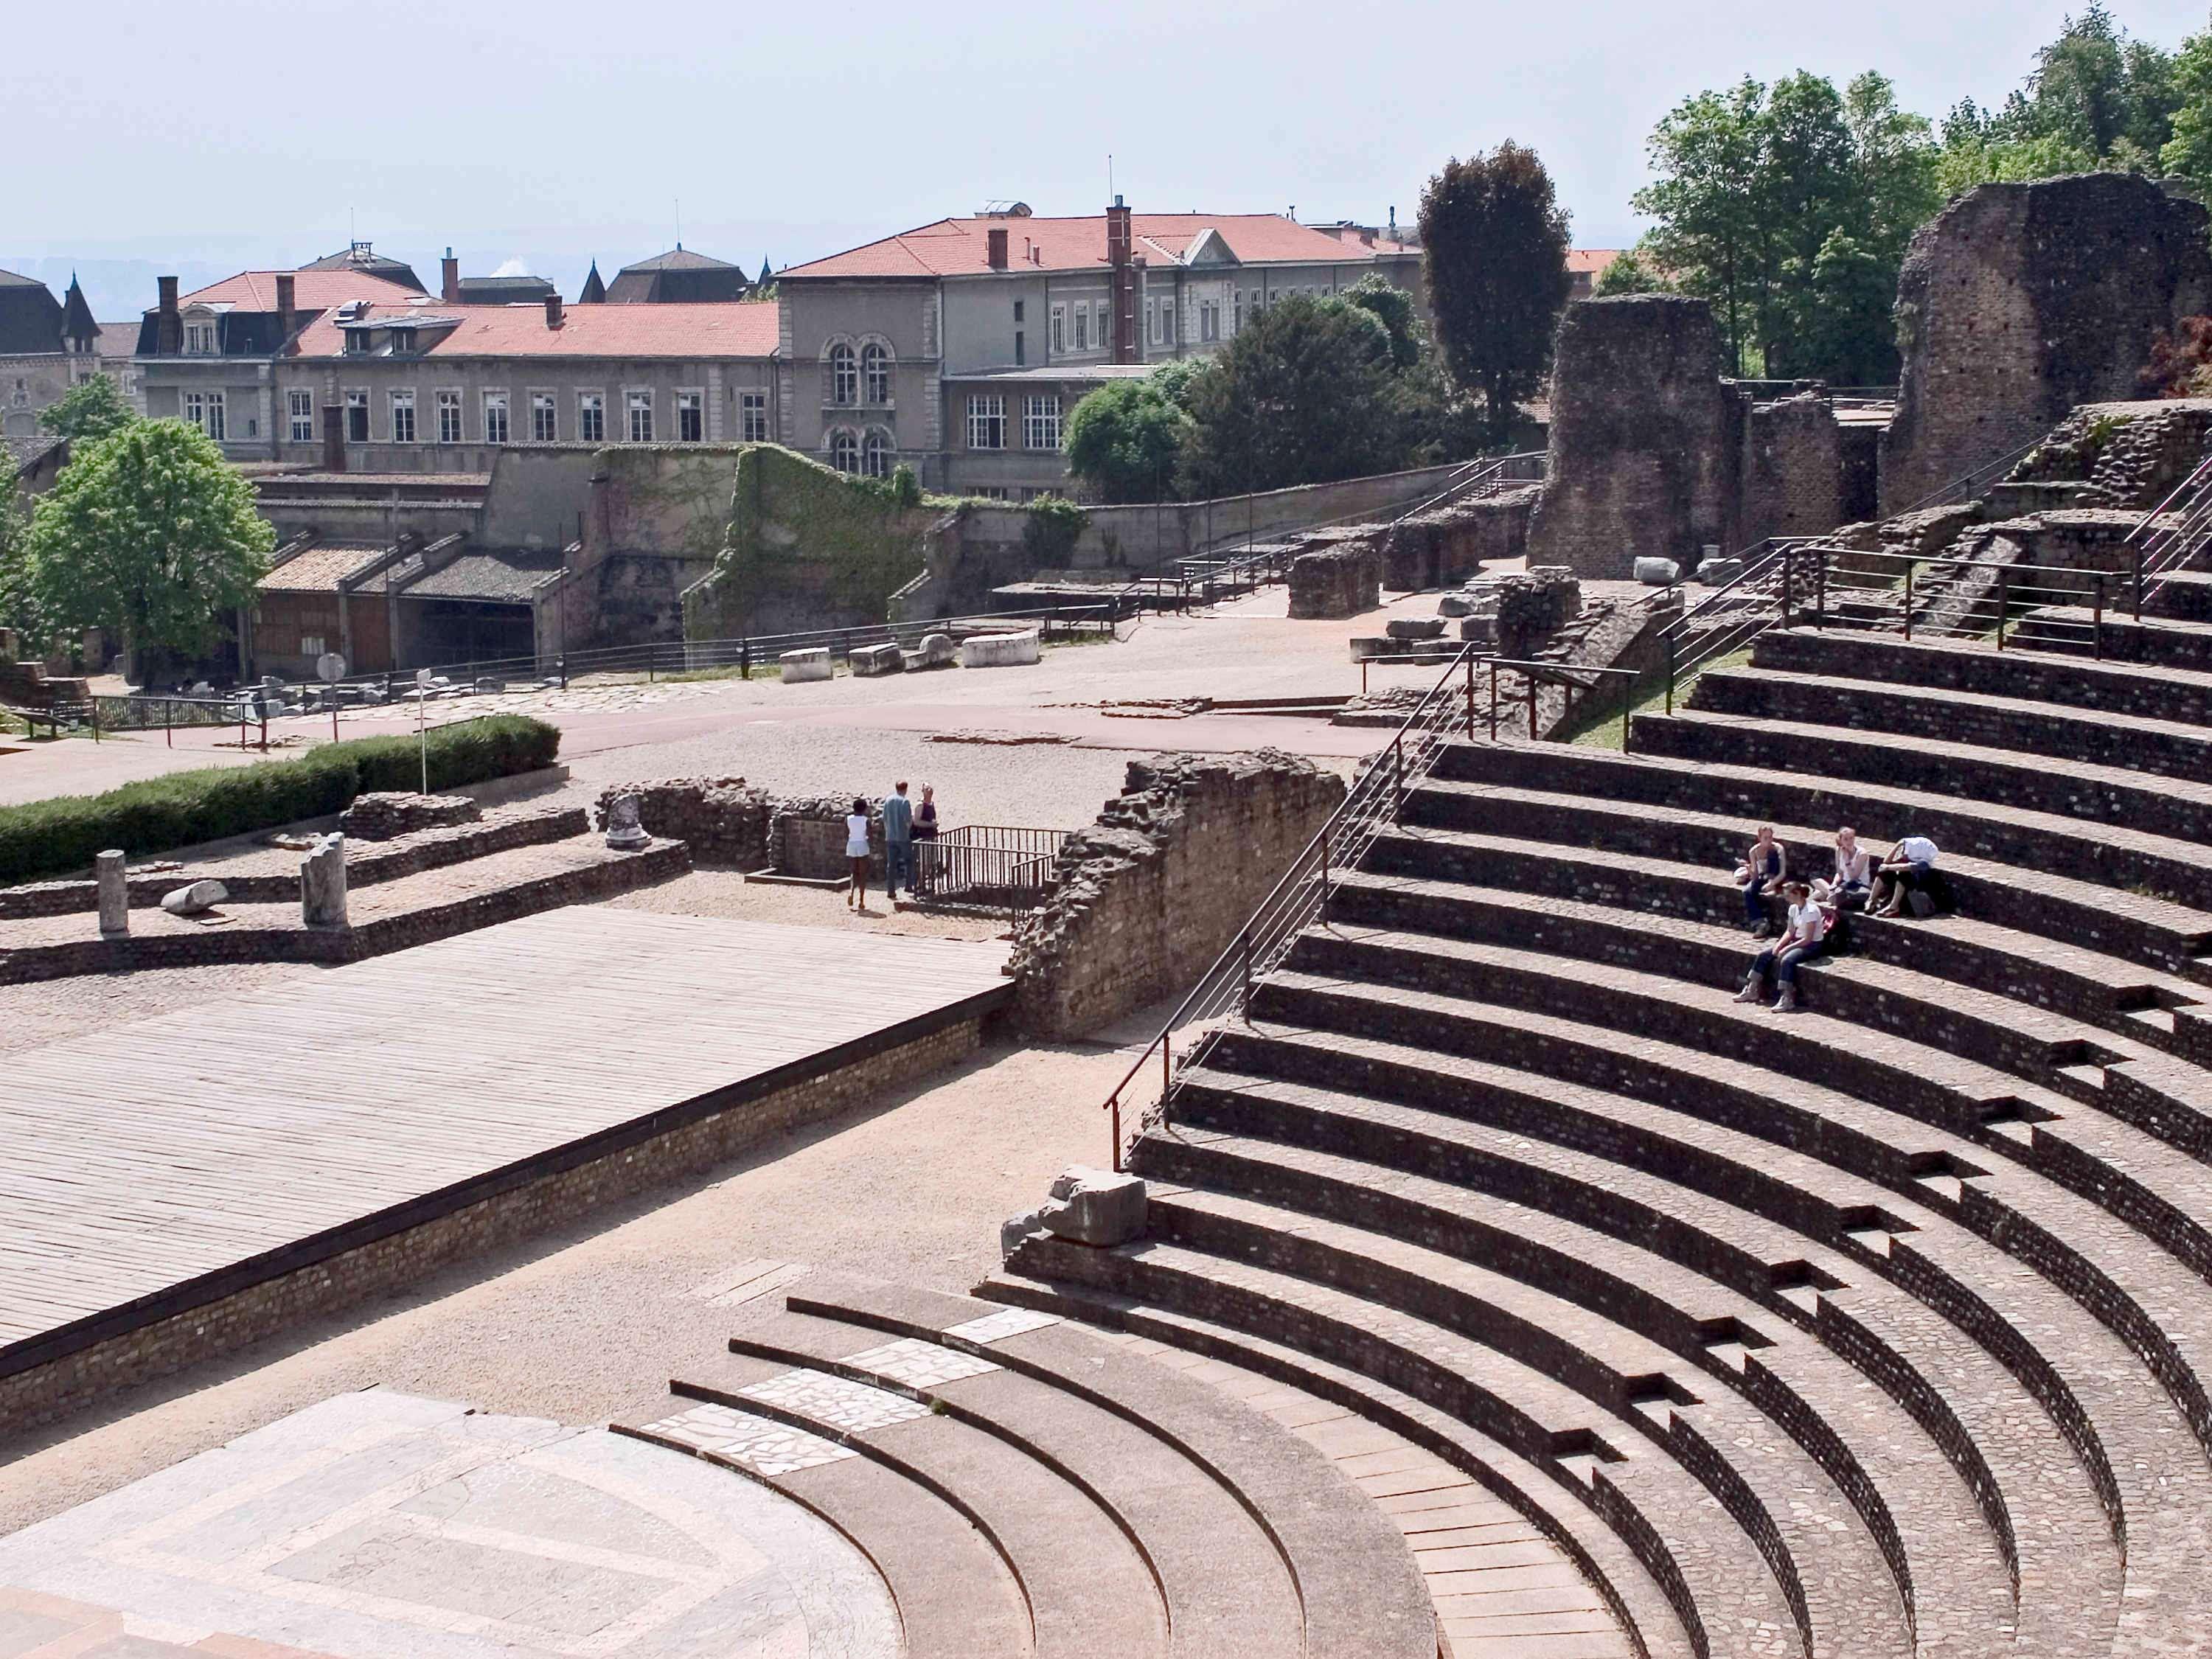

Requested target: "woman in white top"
[
  {"left": 1735, "top": 880, "right": 1828, "bottom": 1012},
  {"left": 844, "top": 797, "right": 872, "bottom": 911},
  {"left": 1814, "top": 827, "right": 1872, "bottom": 913}
]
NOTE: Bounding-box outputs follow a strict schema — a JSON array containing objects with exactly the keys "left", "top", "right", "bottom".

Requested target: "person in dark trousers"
[
  {"left": 1871, "top": 835, "right": 1941, "bottom": 917},
  {"left": 1736, "top": 880, "right": 1828, "bottom": 1012},
  {"left": 844, "top": 798, "right": 872, "bottom": 911},
  {"left": 882, "top": 781, "right": 915, "bottom": 901},
  {"left": 1736, "top": 825, "right": 1788, "bottom": 937},
  {"left": 912, "top": 784, "right": 939, "bottom": 897}
]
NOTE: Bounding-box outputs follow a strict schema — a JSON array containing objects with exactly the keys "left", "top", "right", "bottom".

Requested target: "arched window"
[
  {"left": 828, "top": 342, "right": 857, "bottom": 406},
  {"left": 861, "top": 342, "right": 891, "bottom": 404},
  {"left": 863, "top": 428, "right": 892, "bottom": 479},
  {"left": 830, "top": 428, "right": 859, "bottom": 473}
]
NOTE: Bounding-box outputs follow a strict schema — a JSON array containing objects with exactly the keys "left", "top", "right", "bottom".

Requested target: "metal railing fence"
[{"left": 916, "top": 824, "right": 1075, "bottom": 917}]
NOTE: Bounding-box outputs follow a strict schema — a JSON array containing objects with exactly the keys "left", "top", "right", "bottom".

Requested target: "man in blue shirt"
[{"left": 882, "top": 781, "right": 915, "bottom": 901}]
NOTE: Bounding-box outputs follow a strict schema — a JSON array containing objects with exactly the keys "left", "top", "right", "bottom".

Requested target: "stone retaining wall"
[
  {"left": 1380, "top": 487, "right": 1539, "bottom": 591},
  {"left": 0, "top": 1008, "right": 984, "bottom": 1436},
  {"left": 1287, "top": 544, "right": 1381, "bottom": 619},
  {"left": 1008, "top": 751, "right": 1346, "bottom": 1037},
  {"left": 597, "top": 779, "right": 891, "bottom": 879}
]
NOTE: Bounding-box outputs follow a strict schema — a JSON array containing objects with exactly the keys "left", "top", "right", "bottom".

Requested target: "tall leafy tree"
[
  {"left": 1177, "top": 296, "right": 1407, "bottom": 497},
  {"left": 0, "top": 481, "right": 37, "bottom": 652},
  {"left": 25, "top": 420, "right": 274, "bottom": 671},
  {"left": 1418, "top": 142, "right": 1573, "bottom": 442},
  {"left": 36, "top": 375, "right": 137, "bottom": 444},
  {"left": 1634, "top": 81, "right": 1768, "bottom": 372},
  {"left": 1341, "top": 272, "right": 1423, "bottom": 370},
  {"left": 2161, "top": 18, "right": 2212, "bottom": 193},
  {"left": 1063, "top": 377, "right": 1192, "bottom": 504},
  {"left": 1941, "top": 7, "right": 2179, "bottom": 184},
  {"left": 1593, "top": 248, "right": 1667, "bottom": 296}
]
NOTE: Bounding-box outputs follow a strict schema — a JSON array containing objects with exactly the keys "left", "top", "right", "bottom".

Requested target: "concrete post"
[
  {"left": 301, "top": 833, "right": 349, "bottom": 928},
  {"left": 95, "top": 849, "right": 128, "bottom": 937}
]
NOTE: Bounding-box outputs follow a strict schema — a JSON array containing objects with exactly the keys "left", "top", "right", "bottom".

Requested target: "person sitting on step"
[
  {"left": 1870, "top": 835, "right": 1942, "bottom": 918},
  {"left": 1734, "top": 824, "right": 1788, "bottom": 937},
  {"left": 1736, "top": 879, "right": 1827, "bottom": 1012},
  {"left": 1812, "top": 826, "right": 1873, "bottom": 914}
]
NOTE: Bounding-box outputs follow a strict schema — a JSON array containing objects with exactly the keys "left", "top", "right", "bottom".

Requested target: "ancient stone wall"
[
  {"left": 1741, "top": 393, "right": 1843, "bottom": 545},
  {"left": 1527, "top": 296, "right": 1741, "bottom": 577},
  {"left": 594, "top": 778, "right": 776, "bottom": 867},
  {"left": 339, "top": 791, "right": 481, "bottom": 841},
  {"left": 1286, "top": 543, "right": 1380, "bottom": 619},
  {"left": 1380, "top": 487, "right": 1539, "bottom": 590},
  {"left": 1880, "top": 175, "right": 2212, "bottom": 513},
  {"left": 1007, "top": 751, "right": 1346, "bottom": 1037}
]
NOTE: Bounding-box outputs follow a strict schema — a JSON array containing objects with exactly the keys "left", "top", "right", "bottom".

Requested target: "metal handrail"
[
  {"left": 1096, "top": 645, "right": 1633, "bottom": 1170},
  {"left": 2124, "top": 449, "right": 2212, "bottom": 618}
]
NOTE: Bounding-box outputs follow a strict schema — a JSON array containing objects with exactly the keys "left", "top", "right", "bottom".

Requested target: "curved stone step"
[
  {"left": 1630, "top": 707, "right": 2212, "bottom": 847},
  {"left": 972, "top": 1271, "right": 1688, "bottom": 1659},
  {"left": 777, "top": 1275, "right": 1438, "bottom": 1659},
  {"left": 1690, "top": 664, "right": 2212, "bottom": 781},
  {"left": 1004, "top": 1228, "right": 1809, "bottom": 1659},
  {"left": 1138, "top": 1122, "right": 2025, "bottom": 1652},
  {"left": 714, "top": 1302, "right": 1305, "bottom": 1659},
  {"left": 665, "top": 1352, "right": 1169, "bottom": 1659},
  {"left": 619, "top": 1399, "right": 1033, "bottom": 1657}
]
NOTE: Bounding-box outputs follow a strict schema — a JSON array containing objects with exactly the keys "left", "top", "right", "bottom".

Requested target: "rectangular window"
[
  {"left": 740, "top": 389, "right": 769, "bottom": 442},
  {"left": 1022, "top": 394, "right": 1061, "bottom": 451},
  {"left": 1014, "top": 330, "right": 1025, "bottom": 367},
  {"left": 1233, "top": 290, "right": 1243, "bottom": 335},
  {"left": 183, "top": 391, "right": 204, "bottom": 430},
  {"left": 1050, "top": 304, "right": 1065, "bottom": 355},
  {"left": 627, "top": 390, "right": 653, "bottom": 443},
  {"left": 204, "top": 391, "right": 226, "bottom": 440},
  {"left": 483, "top": 392, "right": 509, "bottom": 445},
  {"left": 288, "top": 388, "right": 314, "bottom": 443},
  {"left": 390, "top": 389, "right": 415, "bottom": 444},
  {"left": 1073, "top": 305, "right": 1088, "bottom": 352},
  {"left": 578, "top": 392, "right": 605, "bottom": 442},
  {"left": 184, "top": 322, "right": 218, "bottom": 355},
  {"left": 345, "top": 389, "right": 369, "bottom": 443},
  {"left": 531, "top": 392, "right": 557, "bottom": 442},
  {"left": 676, "top": 390, "right": 703, "bottom": 442},
  {"left": 1013, "top": 299, "right": 1025, "bottom": 322},
  {"left": 966, "top": 394, "right": 1005, "bottom": 451},
  {"left": 1150, "top": 302, "right": 1166, "bottom": 346},
  {"left": 436, "top": 389, "right": 463, "bottom": 445},
  {"left": 1200, "top": 300, "right": 1220, "bottom": 343}
]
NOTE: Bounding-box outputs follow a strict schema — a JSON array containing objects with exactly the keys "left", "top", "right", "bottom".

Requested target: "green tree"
[
  {"left": 1635, "top": 80, "right": 1769, "bottom": 372},
  {"left": 1784, "top": 229, "right": 1901, "bottom": 386},
  {"left": 1418, "top": 141, "right": 1574, "bottom": 442},
  {"left": 1592, "top": 247, "right": 1666, "bottom": 296},
  {"left": 1341, "top": 271, "right": 1422, "bottom": 369},
  {"left": 25, "top": 420, "right": 274, "bottom": 672},
  {"left": 1063, "top": 376, "right": 1192, "bottom": 504},
  {"left": 37, "top": 375, "right": 138, "bottom": 444},
  {"left": 1177, "top": 295, "right": 1406, "bottom": 497},
  {"left": 0, "top": 484, "right": 38, "bottom": 652},
  {"left": 1940, "top": 7, "right": 2178, "bottom": 185},
  {"left": 1843, "top": 72, "right": 1941, "bottom": 262},
  {"left": 2161, "top": 19, "right": 2212, "bottom": 193}
]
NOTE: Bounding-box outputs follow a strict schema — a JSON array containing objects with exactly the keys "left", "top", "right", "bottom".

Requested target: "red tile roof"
[
  {"left": 179, "top": 270, "right": 421, "bottom": 310},
  {"left": 783, "top": 214, "right": 1411, "bottom": 280},
  {"left": 289, "top": 301, "right": 782, "bottom": 360},
  {"left": 1568, "top": 249, "right": 1626, "bottom": 275}
]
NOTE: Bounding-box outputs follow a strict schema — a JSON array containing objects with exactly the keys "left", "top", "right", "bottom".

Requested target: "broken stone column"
[
  {"left": 161, "top": 879, "right": 227, "bottom": 917},
  {"left": 300, "top": 833, "right": 349, "bottom": 928},
  {"left": 95, "top": 849, "right": 128, "bottom": 937}
]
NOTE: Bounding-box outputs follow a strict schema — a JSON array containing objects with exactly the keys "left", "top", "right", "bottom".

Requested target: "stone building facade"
[
  {"left": 1880, "top": 173, "right": 2212, "bottom": 513},
  {"left": 775, "top": 199, "right": 1424, "bottom": 498},
  {"left": 0, "top": 271, "right": 104, "bottom": 438}
]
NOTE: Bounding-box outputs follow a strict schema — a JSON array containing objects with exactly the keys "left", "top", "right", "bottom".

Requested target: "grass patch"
[
  {"left": 1568, "top": 647, "right": 1753, "bottom": 751},
  {"left": 0, "top": 714, "right": 560, "bottom": 885}
]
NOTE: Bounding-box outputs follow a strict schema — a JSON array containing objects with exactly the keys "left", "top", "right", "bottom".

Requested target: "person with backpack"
[{"left": 1871, "top": 835, "right": 1941, "bottom": 918}]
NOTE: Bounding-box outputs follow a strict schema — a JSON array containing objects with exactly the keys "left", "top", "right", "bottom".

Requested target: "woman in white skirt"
[{"left": 844, "top": 797, "right": 872, "bottom": 911}]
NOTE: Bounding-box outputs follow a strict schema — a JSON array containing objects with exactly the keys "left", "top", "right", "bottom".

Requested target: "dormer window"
[{"left": 184, "top": 321, "right": 219, "bottom": 355}]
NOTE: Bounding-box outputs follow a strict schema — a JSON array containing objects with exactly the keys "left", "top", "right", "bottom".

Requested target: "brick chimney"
[
  {"left": 1105, "top": 196, "right": 1135, "bottom": 364},
  {"left": 275, "top": 273, "right": 297, "bottom": 349},
  {"left": 987, "top": 227, "right": 1009, "bottom": 270},
  {"left": 441, "top": 247, "right": 460, "bottom": 304},
  {"left": 157, "top": 275, "right": 180, "bottom": 354},
  {"left": 544, "top": 293, "right": 564, "bottom": 329},
  {"left": 321, "top": 405, "right": 346, "bottom": 473}
]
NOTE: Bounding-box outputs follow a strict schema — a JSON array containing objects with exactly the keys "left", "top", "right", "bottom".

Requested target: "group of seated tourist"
[{"left": 1732, "top": 825, "right": 1943, "bottom": 1012}]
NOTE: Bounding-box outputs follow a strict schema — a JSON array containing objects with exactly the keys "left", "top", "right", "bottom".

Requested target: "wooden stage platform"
[{"left": 0, "top": 909, "right": 1012, "bottom": 1402}]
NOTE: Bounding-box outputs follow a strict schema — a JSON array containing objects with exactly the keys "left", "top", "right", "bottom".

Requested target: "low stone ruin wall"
[
  {"left": 592, "top": 779, "right": 884, "bottom": 878},
  {"left": 1287, "top": 544, "right": 1380, "bottom": 619},
  {"left": 338, "top": 791, "right": 482, "bottom": 841},
  {"left": 1381, "top": 487, "right": 1539, "bottom": 590},
  {"left": 1006, "top": 751, "right": 1346, "bottom": 1037}
]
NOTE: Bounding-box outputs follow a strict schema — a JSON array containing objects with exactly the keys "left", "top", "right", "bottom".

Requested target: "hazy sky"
[{"left": 10, "top": 0, "right": 2211, "bottom": 318}]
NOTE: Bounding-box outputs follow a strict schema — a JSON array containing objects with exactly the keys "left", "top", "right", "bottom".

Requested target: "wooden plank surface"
[{"left": 0, "top": 910, "right": 1011, "bottom": 1361}]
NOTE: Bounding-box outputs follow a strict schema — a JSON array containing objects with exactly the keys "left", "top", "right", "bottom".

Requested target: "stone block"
[
  {"left": 95, "top": 849, "right": 127, "bottom": 937},
  {"left": 161, "top": 879, "right": 227, "bottom": 916},
  {"left": 779, "top": 648, "right": 832, "bottom": 684},
  {"left": 339, "top": 790, "right": 481, "bottom": 841},
  {"left": 1634, "top": 557, "right": 1680, "bottom": 586},
  {"left": 603, "top": 792, "right": 650, "bottom": 851},
  {"left": 851, "top": 642, "right": 904, "bottom": 678},
  {"left": 1348, "top": 637, "right": 1394, "bottom": 662},
  {"left": 1697, "top": 556, "right": 1746, "bottom": 586},
  {"left": 1385, "top": 617, "right": 1447, "bottom": 640},
  {"left": 1459, "top": 616, "right": 1500, "bottom": 643},
  {"left": 1039, "top": 1165, "right": 1147, "bottom": 1246},
  {"left": 959, "top": 629, "right": 1041, "bottom": 668},
  {"left": 1436, "top": 594, "right": 1473, "bottom": 617},
  {"left": 300, "top": 833, "right": 349, "bottom": 929},
  {"left": 919, "top": 632, "right": 956, "bottom": 666}
]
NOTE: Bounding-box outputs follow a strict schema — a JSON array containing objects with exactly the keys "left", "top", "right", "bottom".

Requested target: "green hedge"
[{"left": 0, "top": 714, "right": 560, "bottom": 885}]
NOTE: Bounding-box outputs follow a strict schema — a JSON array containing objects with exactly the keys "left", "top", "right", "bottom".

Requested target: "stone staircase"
[
  {"left": 991, "top": 612, "right": 2212, "bottom": 1658},
  {"left": 616, "top": 1276, "right": 1440, "bottom": 1659}
]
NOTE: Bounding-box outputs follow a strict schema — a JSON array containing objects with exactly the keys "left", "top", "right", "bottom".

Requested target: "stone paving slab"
[{"left": 0, "top": 1388, "right": 898, "bottom": 1658}]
